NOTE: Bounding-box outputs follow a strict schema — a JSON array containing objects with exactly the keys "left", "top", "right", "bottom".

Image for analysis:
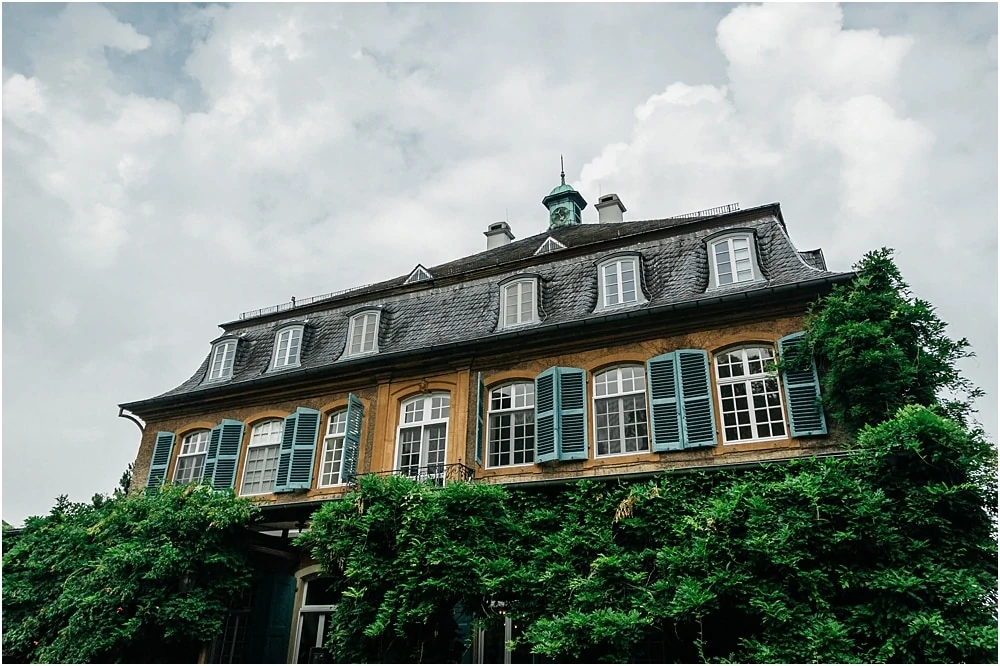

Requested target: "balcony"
[{"left": 349, "top": 462, "right": 476, "bottom": 488}]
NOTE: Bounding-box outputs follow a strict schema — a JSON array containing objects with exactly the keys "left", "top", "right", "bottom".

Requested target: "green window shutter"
[
  {"left": 534, "top": 367, "right": 559, "bottom": 463},
  {"left": 341, "top": 394, "right": 364, "bottom": 484},
  {"left": 146, "top": 431, "right": 176, "bottom": 488},
  {"left": 202, "top": 426, "right": 223, "bottom": 484},
  {"left": 647, "top": 353, "right": 682, "bottom": 451},
  {"left": 474, "top": 373, "right": 485, "bottom": 467},
  {"left": 212, "top": 419, "right": 246, "bottom": 490},
  {"left": 677, "top": 349, "right": 718, "bottom": 448},
  {"left": 778, "top": 332, "right": 828, "bottom": 436},
  {"left": 287, "top": 407, "right": 320, "bottom": 490},
  {"left": 274, "top": 413, "right": 297, "bottom": 493},
  {"left": 557, "top": 367, "right": 588, "bottom": 461}
]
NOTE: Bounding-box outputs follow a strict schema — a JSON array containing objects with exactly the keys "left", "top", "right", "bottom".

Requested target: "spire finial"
[{"left": 560, "top": 155, "right": 565, "bottom": 185}]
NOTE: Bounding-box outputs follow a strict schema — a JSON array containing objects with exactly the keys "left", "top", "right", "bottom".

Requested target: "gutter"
[{"left": 120, "top": 273, "right": 853, "bottom": 413}]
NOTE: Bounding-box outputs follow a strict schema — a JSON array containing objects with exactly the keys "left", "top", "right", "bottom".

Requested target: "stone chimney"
[
  {"left": 595, "top": 193, "right": 626, "bottom": 223},
  {"left": 484, "top": 221, "right": 515, "bottom": 249}
]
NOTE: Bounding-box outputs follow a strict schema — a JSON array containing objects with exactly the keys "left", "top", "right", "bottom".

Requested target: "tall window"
[
  {"left": 240, "top": 420, "right": 283, "bottom": 495},
  {"left": 319, "top": 410, "right": 348, "bottom": 487},
  {"left": 593, "top": 366, "right": 649, "bottom": 456},
  {"left": 273, "top": 326, "right": 303, "bottom": 369},
  {"left": 347, "top": 312, "right": 379, "bottom": 356},
  {"left": 487, "top": 383, "right": 535, "bottom": 467},
  {"left": 715, "top": 346, "right": 786, "bottom": 442},
  {"left": 598, "top": 257, "right": 643, "bottom": 309},
  {"left": 396, "top": 393, "right": 449, "bottom": 480},
  {"left": 208, "top": 340, "right": 236, "bottom": 381},
  {"left": 500, "top": 279, "right": 537, "bottom": 328},
  {"left": 711, "top": 236, "right": 755, "bottom": 286},
  {"left": 174, "top": 430, "right": 210, "bottom": 484},
  {"left": 295, "top": 579, "right": 337, "bottom": 664}
]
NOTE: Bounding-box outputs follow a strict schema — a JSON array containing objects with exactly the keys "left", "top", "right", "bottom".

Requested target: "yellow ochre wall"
[{"left": 131, "top": 314, "right": 845, "bottom": 506}]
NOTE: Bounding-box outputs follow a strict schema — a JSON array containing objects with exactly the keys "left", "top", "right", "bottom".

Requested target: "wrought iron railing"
[
  {"left": 349, "top": 462, "right": 475, "bottom": 488},
  {"left": 669, "top": 202, "right": 740, "bottom": 220},
  {"left": 238, "top": 282, "right": 376, "bottom": 321}
]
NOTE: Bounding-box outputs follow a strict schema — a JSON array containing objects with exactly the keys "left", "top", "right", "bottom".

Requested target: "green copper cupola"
[{"left": 542, "top": 157, "right": 587, "bottom": 229}]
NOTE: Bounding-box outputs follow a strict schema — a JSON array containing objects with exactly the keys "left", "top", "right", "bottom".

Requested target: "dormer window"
[
  {"left": 534, "top": 236, "right": 566, "bottom": 256},
  {"left": 272, "top": 325, "right": 303, "bottom": 369},
  {"left": 596, "top": 255, "right": 646, "bottom": 310},
  {"left": 207, "top": 340, "right": 237, "bottom": 382},
  {"left": 405, "top": 264, "right": 432, "bottom": 284},
  {"left": 347, "top": 311, "right": 380, "bottom": 357},
  {"left": 710, "top": 234, "right": 757, "bottom": 286},
  {"left": 499, "top": 277, "right": 538, "bottom": 329}
]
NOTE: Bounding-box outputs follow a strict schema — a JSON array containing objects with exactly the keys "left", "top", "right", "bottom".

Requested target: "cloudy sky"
[{"left": 3, "top": 3, "right": 996, "bottom": 525}]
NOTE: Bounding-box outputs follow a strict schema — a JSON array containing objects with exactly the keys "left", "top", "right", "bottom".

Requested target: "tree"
[{"left": 2, "top": 485, "right": 259, "bottom": 663}]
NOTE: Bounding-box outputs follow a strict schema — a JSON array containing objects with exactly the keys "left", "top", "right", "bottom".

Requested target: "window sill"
[
  {"left": 594, "top": 448, "right": 652, "bottom": 459},
  {"left": 716, "top": 437, "right": 795, "bottom": 454},
  {"left": 484, "top": 461, "right": 536, "bottom": 471}
]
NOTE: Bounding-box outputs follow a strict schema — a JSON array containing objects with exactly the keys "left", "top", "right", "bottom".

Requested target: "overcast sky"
[{"left": 3, "top": 3, "right": 996, "bottom": 525}]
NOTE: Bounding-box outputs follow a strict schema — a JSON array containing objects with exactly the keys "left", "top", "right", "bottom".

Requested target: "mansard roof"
[{"left": 121, "top": 203, "right": 850, "bottom": 411}]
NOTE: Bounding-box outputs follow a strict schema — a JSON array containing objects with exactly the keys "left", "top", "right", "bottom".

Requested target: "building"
[{"left": 119, "top": 174, "right": 851, "bottom": 663}]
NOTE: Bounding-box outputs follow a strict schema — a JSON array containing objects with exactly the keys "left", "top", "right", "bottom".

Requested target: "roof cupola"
[{"left": 542, "top": 156, "right": 587, "bottom": 229}]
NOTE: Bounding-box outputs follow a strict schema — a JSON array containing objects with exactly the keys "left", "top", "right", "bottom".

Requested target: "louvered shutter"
[
  {"left": 341, "top": 395, "right": 364, "bottom": 484},
  {"left": 778, "top": 332, "right": 828, "bottom": 436},
  {"left": 202, "top": 426, "right": 222, "bottom": 484},
  {"left": 647, "top": 353, "right": 682, "bottom": 451},
  {"left": 274, "top": 413, "right": 297, "bottom": 493},
  {"left": 211, "top": 419, "right": 246, "bottom": 490},
  {"left": 287, "top": 407, "right": 321, "bottom": 490},
  {"left": 534, "top": 367, "right": 559, "bottom": 463},
  {"left": 474, "top": 373, "right": 485, "bottom": 467},
  {"left": 558, "top": 368, "right": 588, "bottom": 461},
  {"left": 146, "top": 432, "right": 176, "bottom": 488},
  {"left": 677, "top": 350, "right": 718, "bottom": 448}
]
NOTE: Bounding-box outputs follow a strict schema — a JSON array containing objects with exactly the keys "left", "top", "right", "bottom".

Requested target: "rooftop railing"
[
  {"left": 669, "top": 202, "right": 740, "bottom": 220},
  {"left": 238, "top": 282, "right": 376, "bottom": 321}
]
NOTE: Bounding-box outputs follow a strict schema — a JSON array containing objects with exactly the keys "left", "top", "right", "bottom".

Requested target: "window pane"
[{"left": 320, "top": 436, "right": 345, "bottom": 486}]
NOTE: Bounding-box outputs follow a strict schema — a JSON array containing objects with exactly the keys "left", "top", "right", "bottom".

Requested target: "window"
[
  {"left": 711, "top": 235, "right": 756, "bottom": 286},
  {"left": 207, "top": 340, "right": 236, "bottom": 381},
  {"left": 487, "top": 383, "right": 535, "bottom": 467},
  {"left": 347, "top": 312, "right": 379, "bottom": 356},
  {"left": 240, "top": 420, "right": 283, "bottom": 495},
  {"left": 715, "top": 346, "right": 787, "bottom": 442},
  {"left": 534, "top": 236, "right": 566, "bottom": 255},
  {"left": 597, "top": 256, "right": 644, "bottom": 309},
  {"left": 319, "top": 411, "right": 348, "bottom": 487},
  {"left": 174, "top": 430, "right": 210, "bottom": 484},
  {"left": 405, "top": 264, "right": 432, "bottom": 284},
  {"left": 294, "top": 579, "right": 337, "bottom": 664},
  {"left": 593, "top": 366, "right": 650, "bottom": 456},
  {"left": 396, "top": 393, "right": 449, "bottom": 481},
  {"left": 500, "top": 279, "right": 537, "bottom": 329},
  {"left": 273, "top": 326, "right": 303, "bottom": 369}
]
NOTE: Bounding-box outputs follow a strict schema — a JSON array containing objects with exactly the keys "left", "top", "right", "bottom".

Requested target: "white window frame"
[
  {"left": 486, "top": 382, "right": 535, "bottom": 468},
  {"left": 593, "top": 365, "right": 650, "bottom": 457},
  {"left": 207, "top": 340, "right": 237, "bottom": 382},
  {"left": 596, "top": 256, "right": 646, "bottom": 310},
  {"left": 239, "top": 420, "right": 283, "bottom": 495},
  {"left": 293, "top": 578, "right": 337, "bottom": 664},
  {"left": 173, "top": 430, "right": 210, "bottom": 484},
  {"left": 318, "top": 410, "right": 349, "bottom": 487},
  {"left": 346, "top": 311, "right": 380, "bottom": 357},
  {"left": 714, "top": 345, "right": 788, "bottom": 444},
  {"left": 272, "top": 325, "right": 304, "bottom": 369},
  {"left": 709, "top": 233, "right": 758, "bottom": 287},
  {"left": 394, "top": 393, "right": 450, "bottom": 481},
  {"left": 499, "top": 278, "right": 538, "bottom": 330}
]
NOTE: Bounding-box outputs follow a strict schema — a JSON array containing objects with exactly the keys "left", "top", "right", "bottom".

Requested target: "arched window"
[
  {"left": 272, "top": 325, "right": 304, "bottom": 369},
  {"left": 499, "top": 279, "right": 538, "bottom": 329},
  {"left": 396, "top": 393, "right": 450, "bottom": 480},
  {"left": 207, "top": 340, "right": 237, "bottom": 381},
  {"left": 319, "top": 410, "right": 348, "bottom": 487},
  {"left": 593, "top": 365, "right": 649, "bottom": 456},
  {"left": 347, "top": 311, "right": 380, "bottom": 357},
  {"left": 240, "top": 420, "right": 283, "bottom": 495},
  {"left": 487, "top": 382, "right": 535, "bottom": 467},
  {"left": 173, "top": 430, "right": 210, "bottom": 484},
  {"left": 709, "top": 234, "right": 758, "bottom": 287},
  {"left": 714, "top": 345, "right": 786, "bottom": 442},
  {"left": 596, "top": 255, "right": 646, "bottom": 310}
]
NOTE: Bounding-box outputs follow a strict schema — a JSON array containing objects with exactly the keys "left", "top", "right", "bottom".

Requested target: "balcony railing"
[{"left": 349, "top": 462, "right": 476, "bottom": 488}]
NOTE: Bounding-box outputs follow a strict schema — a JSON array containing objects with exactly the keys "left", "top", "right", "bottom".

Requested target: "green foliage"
[
  {"left": 2, "top": 485, "right": 259, "bottom": 663},
  {"left": 298, "top": 251, "right": 995, "bottom": 663},
  {"left": 804, "top": 247, "right": 980, "bottom": 431}
]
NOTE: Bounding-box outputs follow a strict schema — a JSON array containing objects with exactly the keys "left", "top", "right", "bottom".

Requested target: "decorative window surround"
[
  {"left": 240, "top": 420, "right": 283, "bottom": 495},
  {"left": 487, "top": 382, "right": 535, "bottom": 468},
  {"left": 593, "top": 366, "right": 650, "bottom": 457},
  {"left": 395, "top": 393, "right": 450, "bottom": 481},
  {"left": 498, "top": 277, "right": 539, "bottom": 330},
  {"left": 207, "top": 339, "right": 237, "bottom": 382},
  {"left": 715, "top": 346, "right": 787, "bottom": 443},
  {"left": 595, "top": 255, "right": 647, "bottom": 311},
  {"left": 346, "top": 311, "right": 380, "bottom": 357},
  {"left": 173, "top": 430, "right": 210, "bottom": 484},
  {"left": 272, "top": 325, "right": 304, "bottom": 370}
]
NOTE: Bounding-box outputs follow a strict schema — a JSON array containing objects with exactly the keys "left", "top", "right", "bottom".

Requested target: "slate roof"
[{"left": 127, "top": 203, "right": 849, "bottom": 407}]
